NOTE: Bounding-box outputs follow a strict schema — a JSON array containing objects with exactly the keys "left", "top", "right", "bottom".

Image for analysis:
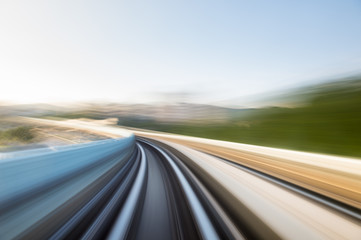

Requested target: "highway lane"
[
  {"left": 131, "top": 143, "right": 200, "bottom": 240},
  {"left": 140, "top": 139, "right": 245, "bottom": 240},
  {"left": 134, "top": 145, "right": 174, "bottom": 239}
]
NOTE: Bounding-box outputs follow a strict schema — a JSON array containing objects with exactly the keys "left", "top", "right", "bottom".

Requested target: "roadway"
[{"left": 0, "top": 120, "right": 360, "bottom": 239}]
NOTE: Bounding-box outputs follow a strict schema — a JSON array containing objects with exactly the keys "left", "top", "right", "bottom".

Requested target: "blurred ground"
[{"left": 0, "top": 117, "right": 109, "bottom": 152}]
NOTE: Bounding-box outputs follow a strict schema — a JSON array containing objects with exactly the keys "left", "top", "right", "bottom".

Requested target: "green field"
[
  {"left": 0, "top": 126, "right": 34, "bottom": 144},
  {"left": 118, "top": 77, "right": 361, "bottom": 158}
]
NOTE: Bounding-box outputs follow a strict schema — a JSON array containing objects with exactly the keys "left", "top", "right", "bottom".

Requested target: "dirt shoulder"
[{"left": 0, "top": 117, "right": 111, "bottom": 152}]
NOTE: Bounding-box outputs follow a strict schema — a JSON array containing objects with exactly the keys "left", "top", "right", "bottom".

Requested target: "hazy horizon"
[{"left": 2, "top": 72, "right": 360, "bottom": 109}]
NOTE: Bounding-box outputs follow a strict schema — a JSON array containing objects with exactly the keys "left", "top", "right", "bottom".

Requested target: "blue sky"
[{"left": 1, "top": 1, "right": 361, "bottom": 104}]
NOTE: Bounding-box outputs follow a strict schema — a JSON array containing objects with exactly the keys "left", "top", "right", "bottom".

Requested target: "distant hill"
[
  {"left": 35, "top": 103, "right": 249, "bottom": 123},
  {"left": 118, "top": 76, "right": 361, "bottom": 158},
  {"left": 218, "top": 75, "right": 361, "bottom": 108}
]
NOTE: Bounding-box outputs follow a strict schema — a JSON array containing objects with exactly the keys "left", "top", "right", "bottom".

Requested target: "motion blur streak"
[
  {"left": 159, "top": 140, "right": 361, "bottom": 239},
  {"left": 133, "top": 130, "right": 361, "bottom": 210},
  {"left": 0, "top": 136, "right": 135, "bottom": 239},
  {"left": 107, "top": 143, "right": 147, "bottom": 240},
  {"left": 0, "top": 119, "right": 360, "bottom": 239}
]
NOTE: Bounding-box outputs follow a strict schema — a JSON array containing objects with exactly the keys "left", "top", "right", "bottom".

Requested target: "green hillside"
[
  {"left": 0, "top": 126, "right": 34, "bottom": 144},
  {"left": 119, "top": 77, "right": 361, "bottom": 158}
]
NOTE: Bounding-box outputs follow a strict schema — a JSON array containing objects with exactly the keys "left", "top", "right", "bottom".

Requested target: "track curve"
[{"left": 1, "top": 133, "right": 360, "bottom": 240}]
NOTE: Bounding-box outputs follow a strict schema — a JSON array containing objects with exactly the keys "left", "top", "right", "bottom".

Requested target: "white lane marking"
[
  {"left": 145, "top": 141, "right": 220, "bottom": 240},
  {"left": 107, "top": 143, "right": 147, "bottom": 240}
]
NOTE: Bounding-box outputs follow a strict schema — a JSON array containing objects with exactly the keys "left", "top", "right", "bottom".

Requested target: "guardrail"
[{"left": 0, "top": 135, "right": 135, "bottom": 240}]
